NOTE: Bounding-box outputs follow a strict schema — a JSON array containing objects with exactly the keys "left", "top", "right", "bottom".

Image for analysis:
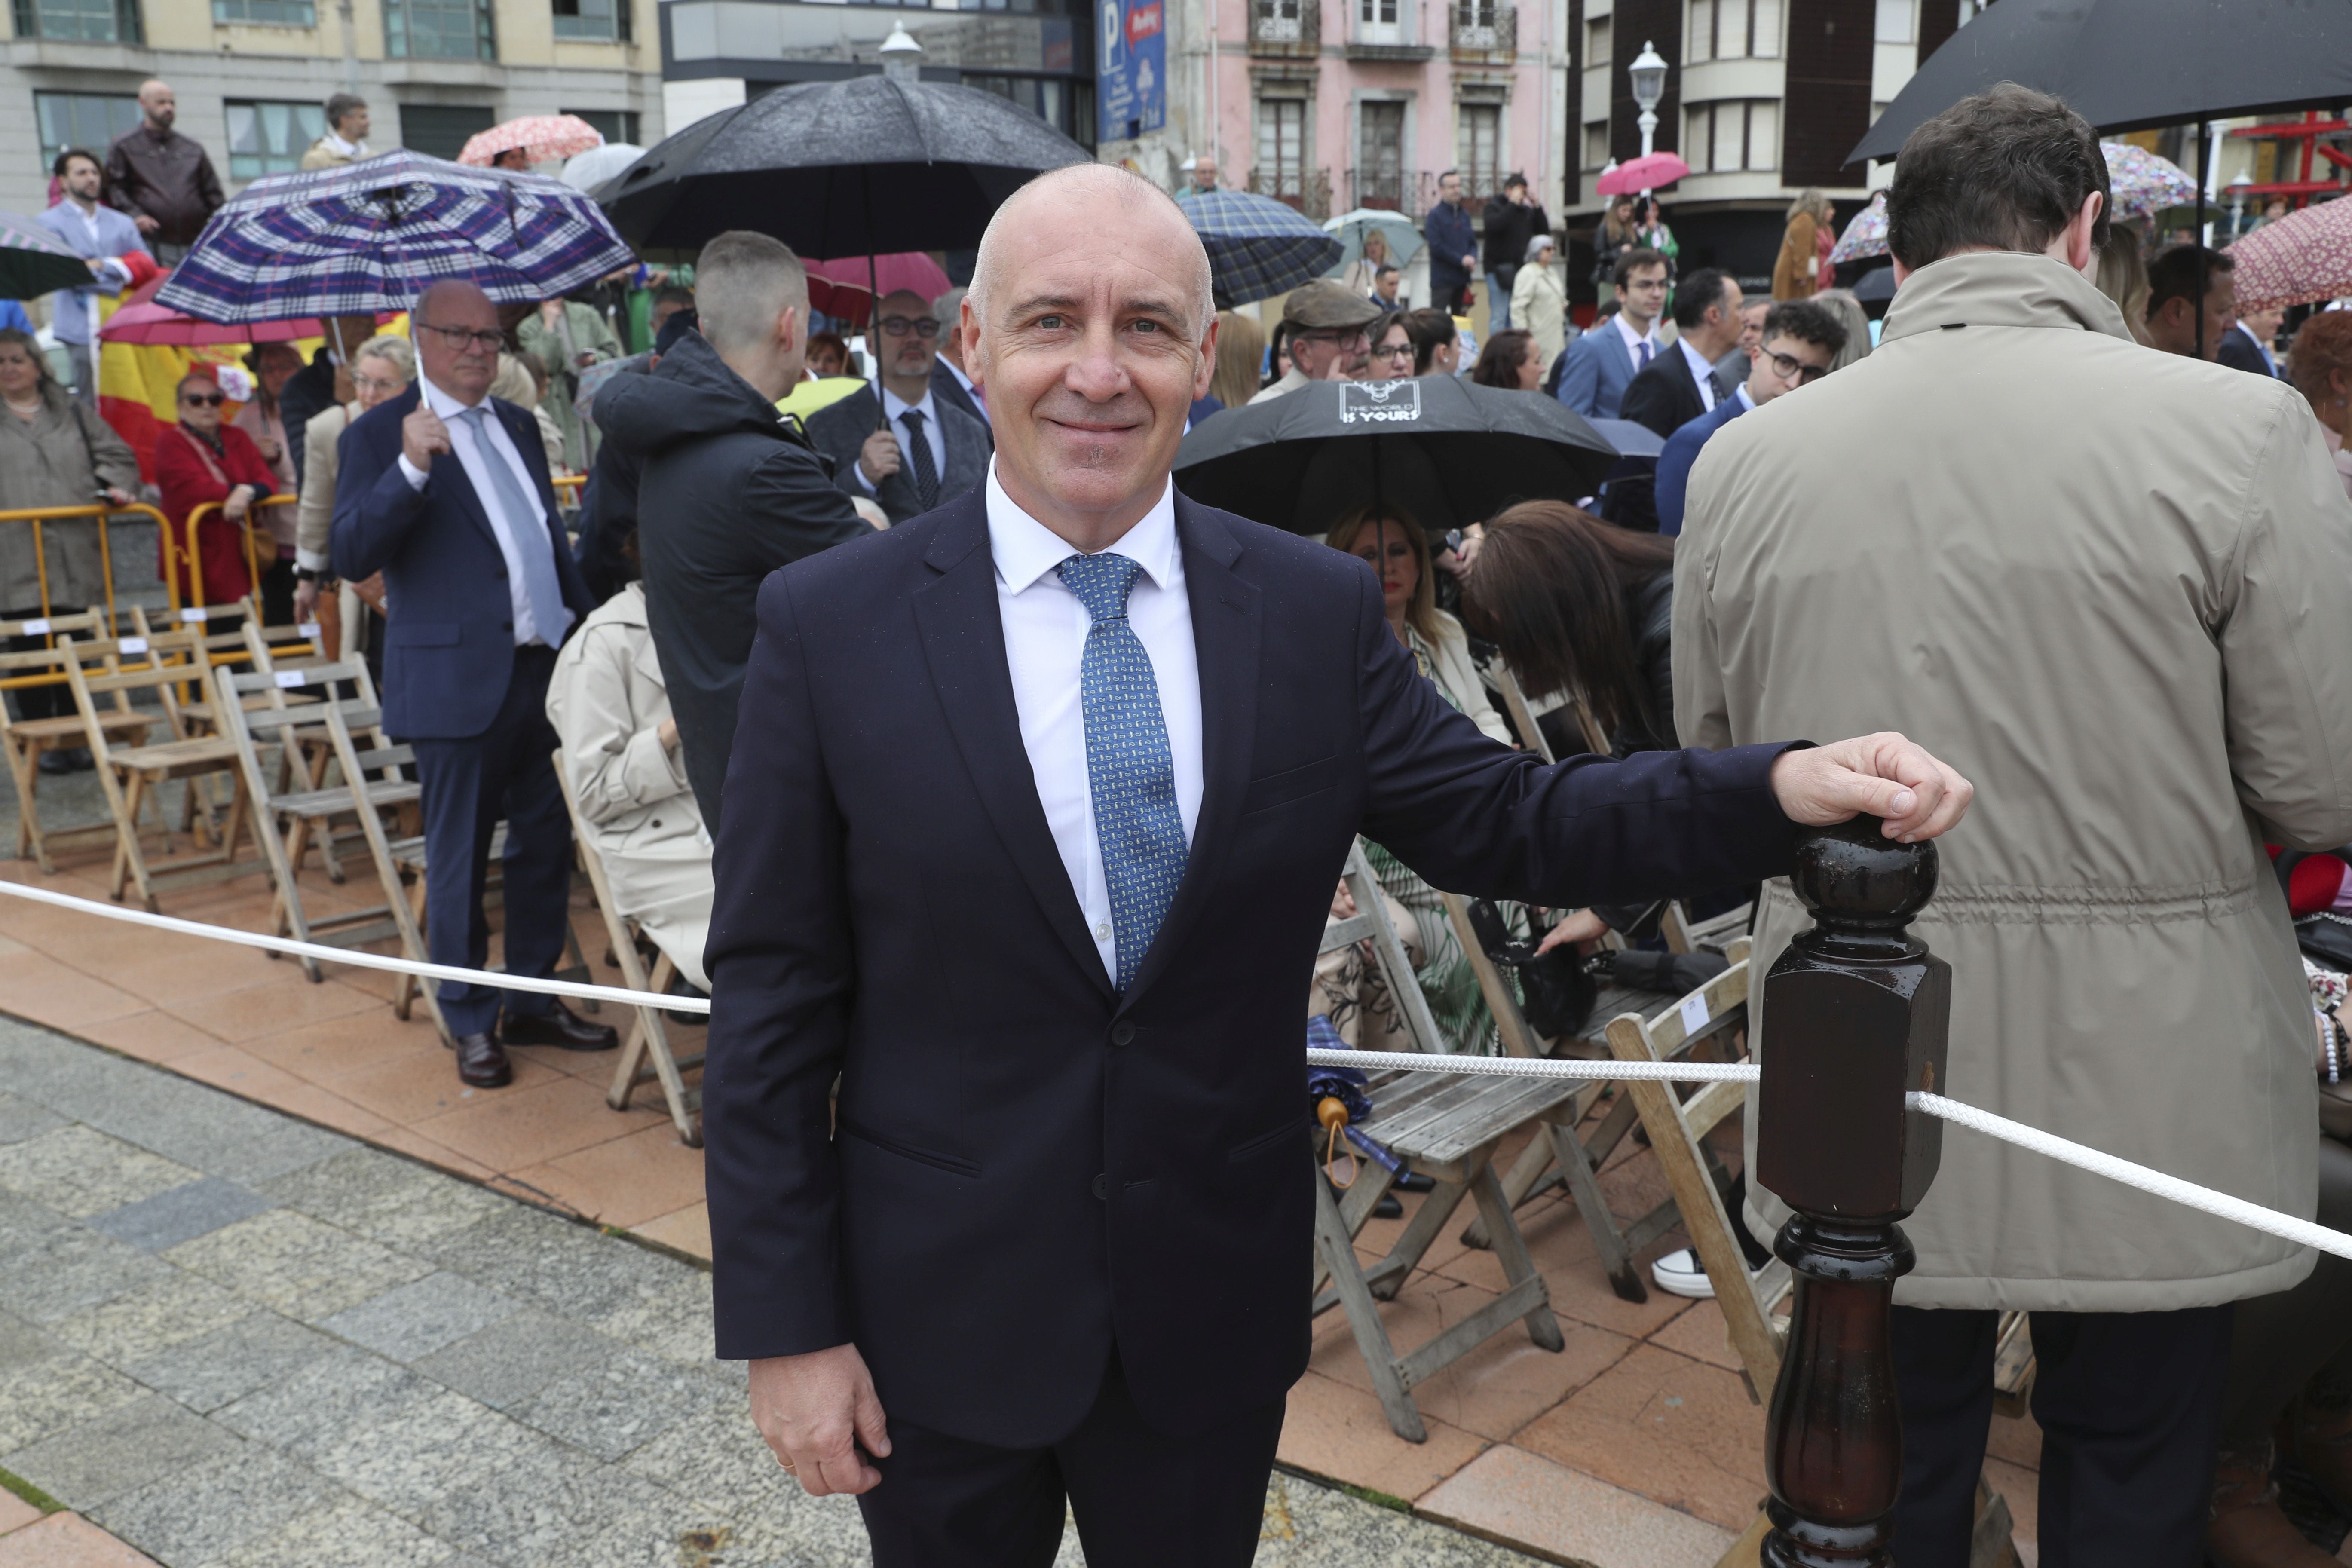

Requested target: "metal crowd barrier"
[{"left": 0, "top": 501, "right": 176, "bottom": 694}]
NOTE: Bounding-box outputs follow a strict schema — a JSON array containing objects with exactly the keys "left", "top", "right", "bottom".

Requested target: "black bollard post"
[{"left": 1755, "top": 816, "right": 1951, "bottom": 1568}]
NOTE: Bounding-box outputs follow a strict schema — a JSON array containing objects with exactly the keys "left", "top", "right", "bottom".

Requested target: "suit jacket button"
[
  {"left": 500, "top": 620, "right": 513, "bottom": 631},
  {"left": 1109, "top": 1021, "right": 1136, "bottom": 1047},
  {"left": 1091, "top": 1173, "right": 1108, "bottom": 1200}
]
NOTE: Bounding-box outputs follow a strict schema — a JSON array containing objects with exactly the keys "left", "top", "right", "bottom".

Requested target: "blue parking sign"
[{"left": 1096, "top": 0, "right": 1166, "bottom": 143}]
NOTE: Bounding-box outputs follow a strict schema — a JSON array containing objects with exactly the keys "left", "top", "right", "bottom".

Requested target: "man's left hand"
[{"left": 1769, "top": 732, "right": 1973, "bottom": 844}]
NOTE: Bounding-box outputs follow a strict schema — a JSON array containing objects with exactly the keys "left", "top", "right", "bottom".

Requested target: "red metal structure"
[{"left": 2230, "top": 112, "right": 2351, "bottom": 212}]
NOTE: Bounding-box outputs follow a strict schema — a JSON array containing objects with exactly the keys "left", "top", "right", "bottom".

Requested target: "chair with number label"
[
  {"left": 61, "top": 630, "right": 260, "bottom": 910},
  {"left": 0, "top": 609, "right": 157, "bottom": 873}
]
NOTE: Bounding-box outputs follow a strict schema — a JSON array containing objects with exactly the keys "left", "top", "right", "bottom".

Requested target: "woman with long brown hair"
[
  {"left": 1208, "top": 309, "right": 1266, "bottom": 409},
  {"left": 1457, "top": 499, "right": 1678, "bottom": 755}
]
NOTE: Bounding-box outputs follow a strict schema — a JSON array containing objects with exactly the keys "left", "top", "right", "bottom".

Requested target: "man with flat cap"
[
  {"left": 1250, "top": 279, "right": 1381, "bottom": 403},
  {"left": 704, "top": 161, "right": 1974, "bottom": 1568}
]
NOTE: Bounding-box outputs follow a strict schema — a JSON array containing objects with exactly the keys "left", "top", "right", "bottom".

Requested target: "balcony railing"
[
  {"left": 1343, "top": 170, "right": 1507, "bottom": 216},
  {"left": 1449, "top": 1, "right": 1514, "bottom": 60},
  {"left": 1246, "top": 167, "right": 1333, "bottom": 222},
  {"left": 1248, "top": 0, "right": 1318, "bottom": 56}
]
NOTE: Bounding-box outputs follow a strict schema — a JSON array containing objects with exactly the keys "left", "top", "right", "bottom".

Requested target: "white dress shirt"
[
  {"left": 854, "top": 386, "right": 948, "bottom": 495},
  {"left": 986, "top": 459, "right": 1204, "bottom": 981},
  {"left": 397, "top": 373, "right": 550, "bottom": 646},
  {"left": 1612, "top": 310, "right": 1660, "bottom": 370},
  {"left": 1677, "top": 335, "right": 1721, "bottom": 412}
]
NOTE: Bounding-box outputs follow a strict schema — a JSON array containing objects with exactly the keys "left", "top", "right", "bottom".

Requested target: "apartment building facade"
[{"left": 0, "top": 0, "right": 665, "bottom": 216}]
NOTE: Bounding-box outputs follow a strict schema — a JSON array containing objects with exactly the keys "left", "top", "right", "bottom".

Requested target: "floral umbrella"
[
  {"left": 2100, "top": 141, "right": 2199, "bottom": 221},
  {"left": 2229, "top": 198, "right": 2352, "bottom": 311},
  {"left": 459, "top": 115, "right": 605, "bottom": 170},
  {"left": 1829, "top": 192, "right": 1889, "bottom": 265}
]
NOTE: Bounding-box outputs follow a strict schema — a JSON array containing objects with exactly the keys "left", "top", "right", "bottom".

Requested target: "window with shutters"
[
  {"left": 1458, "top": 102, "right": 1501, "bottom": 199},
  {"left": 1686, "top": 0, "right": 1779, "bottom": 60},
  {"left": 1683, "top": 100, "right": 1779, "bottom": 172},
  {"left": 1358, "top": 101, "right": 1406, "bottom": 206},
  {"left": 1256, "top": 97, "right": 1308, "bottom": 201}
]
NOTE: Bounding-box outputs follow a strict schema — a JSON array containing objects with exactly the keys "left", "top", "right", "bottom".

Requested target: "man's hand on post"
[
  {"left": 1769, "top": 732, "right": 1974, "bottom": 844},
  {"left": 402, "top": 406, "right": 451, "bottom": 472},
  {"left": 858, "top": 430, "right": 901, "bottom": 486},
  {"left": 748, "top": 1344, "right": 891, "bottom": 1497}
]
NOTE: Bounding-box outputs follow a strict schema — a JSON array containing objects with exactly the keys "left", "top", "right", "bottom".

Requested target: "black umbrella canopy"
[
  {"left": 598, "top": 75, "right": 1091, "bottom": 254},
  {"left": 1850, "top": 0, "right": 2352, "bottom": 165},
  {"left": 1174, "top": 377, "right": 1619, "bottom": 537}
]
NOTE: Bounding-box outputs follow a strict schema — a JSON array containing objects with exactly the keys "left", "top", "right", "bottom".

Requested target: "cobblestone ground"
[{"left": 0, "top": 1014, "right": 1542, "bottom": 1568}]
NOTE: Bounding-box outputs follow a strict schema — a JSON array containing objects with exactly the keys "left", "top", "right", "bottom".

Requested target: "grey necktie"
[
  {"left": 455, "top": 405, "right": 572, "bottom": 647},
  {"left": 900, "top": 407, "right": 940, "bottom": 511}
]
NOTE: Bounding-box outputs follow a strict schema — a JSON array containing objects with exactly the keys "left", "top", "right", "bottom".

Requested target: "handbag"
[{"left": 1463, "top": 899, "right": 1598, "bottom": 1039}]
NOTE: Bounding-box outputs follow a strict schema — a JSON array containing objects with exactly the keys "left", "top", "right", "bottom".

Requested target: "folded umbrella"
[
  {"left": 460, "top": 114, "right": 606, "bottom": 170},
  {"left": 2228, "top": 198, "right": 2352, "bottom": 311},
  {"left": 0, "top": 212, "right": 102, "bottom": 300},
  {"left": 1850, "top": 0, "right": 2352, "bottom": 163},
  {"left": 1174, "top": 374, "right": 1619, "bottom": 536},
  {"left": 156, "top": 150, "right": 637, "bottom": 323},
  {"left": 1180, "top": 188, "right": 1345, "bottom": 309},
  {"left": 1597, "top": 153, "right": 1690, "bottom": 196}
]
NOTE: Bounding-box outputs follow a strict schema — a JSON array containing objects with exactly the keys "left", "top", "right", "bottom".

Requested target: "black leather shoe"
[
  {"left": 500, "top": 1001, "right": 619, "bottom": 1052},
  {"left": 65, "top": 747, "right": 92, "bottom": 771},
  {"left": 453, "top": 1031, "right": 512, "bottom": 1087}
]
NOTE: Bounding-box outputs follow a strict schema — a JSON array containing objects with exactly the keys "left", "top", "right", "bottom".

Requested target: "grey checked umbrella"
[{"left": 1180, "top": 188, "right": 1345, "bottom": 309}]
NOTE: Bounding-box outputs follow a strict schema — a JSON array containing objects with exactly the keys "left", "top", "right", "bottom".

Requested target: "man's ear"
[
  {"left": 1194, "top": 315, "right": 1219, "bottom": 402},
  {"left": 776, "top": 303, "right": 802, "bottom": 356},
  {"left": 960, "top": 297, "right": 983, "bottom": 394}
]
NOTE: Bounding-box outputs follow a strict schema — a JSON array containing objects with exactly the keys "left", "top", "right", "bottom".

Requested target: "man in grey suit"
[{"left": 806, "top": 289, "right": 992, "bottom": 524}]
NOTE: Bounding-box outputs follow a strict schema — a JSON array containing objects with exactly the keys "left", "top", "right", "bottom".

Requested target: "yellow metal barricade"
[
  {"left": 0, "top": 501, "right": 174, "bottom": 694},
  {"left": 175, "top": 493, "right": 299, "bottom": 620}
]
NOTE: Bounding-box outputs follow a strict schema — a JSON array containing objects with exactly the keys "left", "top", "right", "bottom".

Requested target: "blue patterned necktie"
[
  {"left": 456, "top": 405, "right": 572, "bottom": 646},
  {"left": 1057, "top": 552, "right": 1189, "bottom": 992}
]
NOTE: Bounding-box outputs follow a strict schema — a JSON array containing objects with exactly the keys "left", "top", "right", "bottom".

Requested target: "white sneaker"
[{"left": 1650, "top": 1247, "right": 1716, "bottom": 1299}]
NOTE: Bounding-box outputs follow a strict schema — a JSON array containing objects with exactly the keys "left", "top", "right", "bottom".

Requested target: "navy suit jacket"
[
  {"left": 930, "top": 358, "right": 984, "bottom": 422},
  {"left": 330, "top": 385, "right": 594, "bottom": 740},
  {"left": 1555, "top": 325, "right": 1643, "bottom": 420},
  {"left": 702, "top": 484, "right": 1807, "bottom": 1446},
  {"left": 1655, "top": 392, "right": 1749, "bottom": 537}
]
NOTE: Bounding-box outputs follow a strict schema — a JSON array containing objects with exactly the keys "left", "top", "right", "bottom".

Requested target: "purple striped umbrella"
[{"left": 155, "top": 150, "right": 636, "bottom": 324}]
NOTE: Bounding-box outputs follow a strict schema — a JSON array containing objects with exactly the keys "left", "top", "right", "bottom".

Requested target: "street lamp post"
[{"left": 1629, "top": 40, "right": 1668, "bottom": 196}]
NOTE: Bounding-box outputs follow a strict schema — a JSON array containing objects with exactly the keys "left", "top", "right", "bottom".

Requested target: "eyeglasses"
[
  {"left": 414, "top": 321, "right": 504, "bottom": 353},
  {"left": 180, "top": 392, "right": 224, "bottom": 408},
  {"left": 1761, "top": 349, "right": 1830, "bottom": 385},
  {"left": 878, "top": 315, "right": 940, "bottom": 339},
  {"left": 352, "top": 374, "right": 404, "bottom": 395},
  {"left": 1370, "top": 342, "right": 1415, "bottom": 361}
]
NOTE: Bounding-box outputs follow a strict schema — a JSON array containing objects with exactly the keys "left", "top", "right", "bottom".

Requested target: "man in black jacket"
[
  {"left": 1620, "top": 266, "right": 1744, "bottom": 439},
  {"left": 1480, "top": 174, "right": 1550, "bottom": 333},
  {"left": 596, "top": 231, "right": 869, "bottom": 830}
]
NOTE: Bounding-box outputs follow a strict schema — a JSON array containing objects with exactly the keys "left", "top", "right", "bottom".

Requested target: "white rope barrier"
[{"left": 4, "top": 878, "right": 2347, "bottom": 1261}]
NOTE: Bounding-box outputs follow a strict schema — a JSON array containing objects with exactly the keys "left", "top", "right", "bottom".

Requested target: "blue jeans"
[{"left": 1485, "top": 272, "right": 1513, "bottom": 331}]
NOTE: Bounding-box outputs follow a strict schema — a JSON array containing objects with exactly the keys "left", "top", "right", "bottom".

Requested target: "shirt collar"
[
  {"left": 1677, "top": 335, "right": 1716, "bottom": 382},
  {"left": 1613, "top": 312, "right": 1657, "bottom": 353},
  {"left": 986, "top": 457, "right": 1179, "bottom": 597},
  {"left": 1731, "top": 380, "right": 1756, "bottom": 413},
  {"left": 941, "top": 357, "right": 977, "bottom": 395},
  {"left": 325, "top": 131, "right": 365, "bottom": 157},
  {"left": 880, "top": 383, "right": 937, "bottom": 426},
  {"left": 418, "top": 372, "right": 487, "bottom": 417}
]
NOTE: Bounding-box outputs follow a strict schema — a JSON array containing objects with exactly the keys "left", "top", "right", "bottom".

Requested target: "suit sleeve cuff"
[{"left": 396, "top": 453, "right": 429, "bottom": 491}]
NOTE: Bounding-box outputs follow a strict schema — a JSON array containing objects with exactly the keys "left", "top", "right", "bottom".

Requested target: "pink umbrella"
[
  {"left": 98, "top": 276, "right": 374, "bottom": 346},
  {"left": 2228, "top": 198, "right": 2352, "bottom": 312},
  {"left": 805, "top": 252, "right": 954, "bottom": 326},
  {"left": 458, "top": 115, "right": 605, "bottom": 170},
  {"left": 1597, "top": 153, "right": 1690, "bottom": 196}
]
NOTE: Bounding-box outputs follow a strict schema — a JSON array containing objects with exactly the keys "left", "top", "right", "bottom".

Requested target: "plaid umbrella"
[
  {"left": 2229, "top": 198, "right": 2352, "bottom": 311},
  {"left": 460, "top": 115, "right": 606, "bottom": 170},
  {"left": 0, "top": 212, "right": 101, "bottom": 300},
  {"left": 1183, "top": 188, "right": 1344, "bottom": 310},
  {"left": 2101, "top": 141, "right": 2199, "bottom": 221},
  {"left": 1829, "top": 192, "right": 1889, "bottom": 265},
  {"left": 155, "top": 150, "right": 637, "bottom": 325}
]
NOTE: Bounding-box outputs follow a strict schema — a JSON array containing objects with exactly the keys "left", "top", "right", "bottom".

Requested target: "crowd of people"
[{"left": 2, "top": 62, "right": 2350, "bottom": 1568}]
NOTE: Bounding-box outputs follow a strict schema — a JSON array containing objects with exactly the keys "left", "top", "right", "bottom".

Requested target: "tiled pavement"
[
  {"left": 0, "top": 781, "right": 2047, "bottom": 1564},
  {"left": 0, "top": 1013, "right": 1547, "bottom": 1568}
]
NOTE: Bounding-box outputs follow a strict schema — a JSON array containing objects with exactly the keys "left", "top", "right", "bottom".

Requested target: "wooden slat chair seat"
[
  {"left": 0, "top": 610, "right": 154, "bottom": 872},
  {"left": 62, "top": 631, "right": 259, "bottom": 910},
  {"left": 235, "top": 622, "right": 351, "bottom": 884},
  {"left": 551, "top": 748, "right": 703, "bottom": 1146},
  {"left": 1308, "top": 842, "right": 1573, "bottom": 1444},
  {"left": 213, "top": 658, "right": 441, "bottom": 1029}
]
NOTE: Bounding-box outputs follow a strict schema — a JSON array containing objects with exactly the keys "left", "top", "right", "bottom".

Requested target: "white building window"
[
  {"left": 1583, "top": 119, "right": 1610, "bottom": 170},
  {"left": 1873, "top": 0, "right": 1912, "bottom": 42},
  {"left": 1687, "top": 0, "right": 1779, "bottom": 61},
  {"left": 1584, "top": 15, "right": 1610, "bottom": 64},
  {"left": 1358, "top": 0, "right": 1399, "bottom": 37},
  {"left": 1458, "top": 101, "right": 1502, "bottom": 199},
  {"left": 1257, "top": 97, "right": 1308, "bottom": 201},
  {"left": 1684, "top": 99, "right": 1778, "bottom": 172},
  {"left": 1359, "top": 101, "right": 1406, "bottom": 206}
]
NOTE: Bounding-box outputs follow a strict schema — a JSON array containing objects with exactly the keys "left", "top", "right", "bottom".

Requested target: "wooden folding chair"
[
  {"left": 61, "top": 630, "right": 259, "bottom": 910},
  {"left": 234, "top": 621, "right": 351, "bottom": 882},
  {"left": 1309, "top": 842, "right": 1583, "bottom": 1442},
  {"left": 551, "top": 748, "right": 702, "bottom": 1145},
  {"left": 1596, "top": 972, "right": 2028, "bottom": 1568},
  {"left": 0, "top": 609, "right": 157, "bottom": 872},
  {"left": 212, "top": 658, "right": 429, "bottom": 988}
]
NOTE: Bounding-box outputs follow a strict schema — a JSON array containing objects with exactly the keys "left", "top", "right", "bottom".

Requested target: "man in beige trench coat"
[{"left": 1676, "top": 86, "right": 2352, "bottom": 1567}]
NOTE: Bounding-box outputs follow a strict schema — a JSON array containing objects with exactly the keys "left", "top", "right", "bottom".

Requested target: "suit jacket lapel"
[
  {"left": 1121, "top": 497, "right": 1259, "bottom": 1009},
  {"left": 911, "top": 493, "right": 1115, "bottom": 995}
]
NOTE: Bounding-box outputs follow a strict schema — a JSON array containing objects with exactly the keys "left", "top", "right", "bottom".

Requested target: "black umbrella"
[
  {"left": 1174, "top": 377, "right": 1620, "bottom": 536},
  {"left": 1848, "top": 0, "right": 2352, "bottom": 164},
  {"left": 597, "top": 73, "right": 1091, "bottom": 256}
]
